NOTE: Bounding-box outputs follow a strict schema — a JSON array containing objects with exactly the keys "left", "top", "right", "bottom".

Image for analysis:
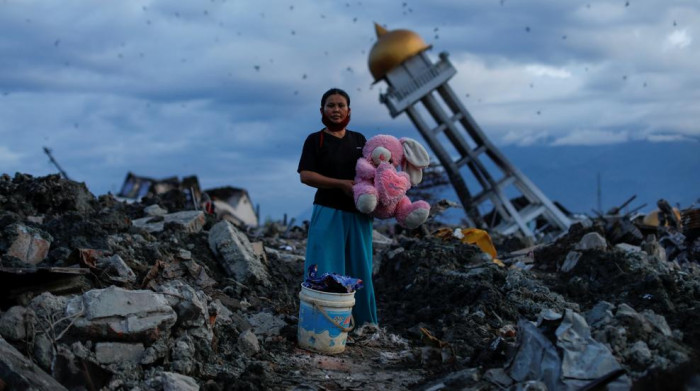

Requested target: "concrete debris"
[
  {"left": 96, "top": 254, "right": 137, "bottom": 284},
  {"left": 238, "top": 329, "right": 260, "bottom": 356},
  {"left": 208, "top": 220, "right": 271, "bottom": 286},
  {"left": 0, "top": 305, "right": 33, "bottom": 341},
  {"left": 560, "top": 250, "right": 582, "bottom": 273},
  {"left": 2, "top": 223, "right": 52, "bottom": 265},
  {"left": 132, "top": 210, "right": 206, "bottom": 233},
  {"left": 160, "top": 371, "right": 201, "bottom": 391},
  {"left": 65, "top": 286, "right": 177, "bottom": 341},
  {"left": 144, "top": 204, "right": 168, "bottom": 217},
  {"left": 95, "top": 341, "right": 145, "bottom": 364},
  {"left": 1, "top": 173, "right": 699, "bottom": 390},
  {"left": 575, "top": 231, "right": 608, "bottom": 251},
  {"left": 511, "top": 312, "right": 631, "bottom": 391},
  {"left": 0, "top": 336, "right": 69, "bottom": 390}
]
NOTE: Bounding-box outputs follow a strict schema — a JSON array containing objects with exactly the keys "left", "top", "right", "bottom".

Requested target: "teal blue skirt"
[{"left": 304, "top": 204, "right": 377, "bottom": 326}]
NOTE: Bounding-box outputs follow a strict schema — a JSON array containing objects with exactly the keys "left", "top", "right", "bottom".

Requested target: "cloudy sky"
[{"left": 1, "top": 0, "right": 698, "bottom": 220}]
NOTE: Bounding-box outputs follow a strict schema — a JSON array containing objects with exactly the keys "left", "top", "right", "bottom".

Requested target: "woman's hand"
[
  {"left": 300, "top": 171, "right": 355, "bottom": 197},
  {"left": 339, "top": 179, "right": 355, "bottom": 197}
]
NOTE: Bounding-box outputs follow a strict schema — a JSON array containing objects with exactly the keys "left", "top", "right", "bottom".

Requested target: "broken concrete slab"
[
  {"left": 208, "top": 220, "right": 270, "bottom": 286},
  {"left": 164, "top": 210, "right": 207, "bottom": 233},
  {"left": 0, "top": 336, "right": 69, "bottom": 390},
  {"left": 263, "top": 245, "right": 305, "bottom": 263},
  {"left": 65, "top": 285, "right": 177, "bottom": 341},
  {"left": 132, "top": 210, "right": 206, "bottom": 233},
  {"left": 95, "top": 342, "right": 145, "bottom": 364},
  {"left": 96, "top": 254, "right": 137, "bottom": 284}
]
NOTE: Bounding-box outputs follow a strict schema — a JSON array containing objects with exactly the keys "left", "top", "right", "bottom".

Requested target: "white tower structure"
[{"left": 368, "top": 24, "right": 571, "bottom": 238}]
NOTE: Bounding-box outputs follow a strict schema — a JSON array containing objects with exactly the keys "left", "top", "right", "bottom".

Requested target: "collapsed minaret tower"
[{"left": 368, "top": 24, "right": 571, "bottom": 238}]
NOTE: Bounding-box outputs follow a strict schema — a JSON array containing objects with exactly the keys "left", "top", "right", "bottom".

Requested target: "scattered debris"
[{"left": 1, "top": 172, "right": 699, "bottom": 390}]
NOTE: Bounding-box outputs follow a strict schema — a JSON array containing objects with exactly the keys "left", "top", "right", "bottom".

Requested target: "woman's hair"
[{"left": 321, "top": 88, "right": 350, "bottom": 108}]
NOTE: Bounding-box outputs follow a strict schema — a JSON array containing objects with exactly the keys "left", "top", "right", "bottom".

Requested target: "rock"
[
  {"left": 171, "top": 335, "right": 196, "bottom": 375},
  {"left": 2, "top": 223, "right": 53, "bottom": 265},
  {"left": 161, "top": 371, "right": 200, "bottom": 391},
  {"left": 575, "top": 232, "right": 607, "bottom": 251},
  {"left": 641, "top": 309, "right": 672, "bottom": 337},
  {"left": 132, "top": 210, "right": 206, "bottom": 233},
  {"left": 615, "top": 303, "right": 653, "bottom": 334},
  {"left": 165, "top": 210, "right": 207, "bottom": 233},
  {"left": 246, "top": 311, "right": 286, "bottom": 337},
  {"left": 141, "top": 339, "right": 169, "bottom": 365},
  {"left": 238, "top": 329, "right": 260, "bottom": 356},
  {"left": 65, "top": 286, "right": 177, "bottom": 341},
  {"left": 96, "top": 254, "right": 137, "bottom": 284},
  {"left": 209, "top": 299, "right": 234, "bottom": 325},
  {"left": 642, "top": 235, "right": 667, "bottom": 262},
  {"left": 0, "top": 305, "right": 34, "bottom": 340},
  {"left": 157, "top": 280, "right": 210, "bottom": 329},
  {"left": 614, "top": 243, "right": 642, "bottom": 254},
  {"left": 71, "top": 341, "right": 91, "bottom": 359},
  {"left": 144, "top": 204, "right": 168, "bottom": 216},
  {"left": 585, "top": 301, "right": 615, "bottom": 328},
  {"left": 560, "top": 251, "right": 581, "bottom": 273},
  {"left": 626, "top": 340, "right": 652, "bottom": 365},
  {"left": 0, "top": 336, "right": 69, "bottom": 390},
  {"left": 95, "top": 342, "right": 145, "bottom": 364},
  {"left": 208, "top": 220, "right": 270, "bottom": 286}
]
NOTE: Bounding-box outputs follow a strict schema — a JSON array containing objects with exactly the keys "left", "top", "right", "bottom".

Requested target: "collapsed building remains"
[
  {"left": 0, "top": 172, "right": 699, "bottom": 390},
  {"left": 117, "top": 172, "right": 259, "bottom": 228}
]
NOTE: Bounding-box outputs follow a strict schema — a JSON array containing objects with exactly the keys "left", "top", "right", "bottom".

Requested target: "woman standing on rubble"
[{"left": 297, "top": 87, "right": 378, "bottom": 327}]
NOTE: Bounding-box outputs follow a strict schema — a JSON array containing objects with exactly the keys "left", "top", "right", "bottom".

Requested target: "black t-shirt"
[{"left": 297, "top": 129, "right": 366, "bottom": 213}]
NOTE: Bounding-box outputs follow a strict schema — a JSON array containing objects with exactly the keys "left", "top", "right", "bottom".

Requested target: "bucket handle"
[{"left": 313, "top": 302, "right": 355, "bottom": 333}]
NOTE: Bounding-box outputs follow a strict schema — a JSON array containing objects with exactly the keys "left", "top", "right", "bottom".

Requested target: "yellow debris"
[
  {"left": 433, "top": 227, "right": 503, "bottom": 266},
  {"left": 458, "top": 228, "right": 498, "bottom": 259}
]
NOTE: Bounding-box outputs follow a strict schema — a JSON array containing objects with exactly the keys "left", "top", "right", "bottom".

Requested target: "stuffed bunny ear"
[{"left": 401, "top": 137, "right": 430, "bottom": 185}]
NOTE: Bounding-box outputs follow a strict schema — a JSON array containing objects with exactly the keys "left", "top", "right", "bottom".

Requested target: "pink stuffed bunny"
[{"left": 353, "top": 134, "right": 431, "bottom": 229}]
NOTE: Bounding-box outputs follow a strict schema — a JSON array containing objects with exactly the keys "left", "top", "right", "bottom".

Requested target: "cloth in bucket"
[
  {"left": 298, "top": 265, "right": 363, "bottom": 354},
  {"left": 302, "top": 264, "right": 364, "bottom": 293}
]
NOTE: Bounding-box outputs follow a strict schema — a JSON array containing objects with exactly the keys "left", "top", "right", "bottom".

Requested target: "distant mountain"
[{"left": 502, "top": 141, "right": 699, "bottom": 215}]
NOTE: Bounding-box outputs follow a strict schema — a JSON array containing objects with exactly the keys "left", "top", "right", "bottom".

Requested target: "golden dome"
[{"left": 368, "top": 23, "right": 431, "bottom": 81}]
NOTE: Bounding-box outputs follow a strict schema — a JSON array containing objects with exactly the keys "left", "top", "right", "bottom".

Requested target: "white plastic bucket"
[{"left": 297, "top": 284, "right": 355, "bottom": 354}]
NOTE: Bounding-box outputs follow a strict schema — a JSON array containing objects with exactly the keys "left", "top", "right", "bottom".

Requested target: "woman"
[{"left": 297, "top": 87, "right": 377, "bottom": 327}]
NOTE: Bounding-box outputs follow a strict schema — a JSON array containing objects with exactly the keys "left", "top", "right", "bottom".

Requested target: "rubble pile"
[{"left": 0, "top": 172, "right": 699, "bottom": 390}]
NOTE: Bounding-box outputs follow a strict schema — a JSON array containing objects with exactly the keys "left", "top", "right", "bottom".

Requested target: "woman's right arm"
[{"left": 299, "top": 170, "right": 354, "bottom": 197}]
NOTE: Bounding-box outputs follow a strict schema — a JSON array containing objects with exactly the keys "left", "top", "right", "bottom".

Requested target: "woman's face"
[{"left": 322, "top": 94, "right": 350, "bottom": 123}]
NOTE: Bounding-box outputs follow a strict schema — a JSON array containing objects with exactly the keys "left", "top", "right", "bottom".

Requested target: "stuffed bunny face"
[
  {"left": 361, "top": 134, "right": 430, "bottom": 185},
  {"left": 362, "top": 134, "right": 404, "bottom": 168}
]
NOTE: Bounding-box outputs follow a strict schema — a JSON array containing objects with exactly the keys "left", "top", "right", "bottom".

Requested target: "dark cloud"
[{"left": 0, "top": 0, "right": 697, "bottom": 219}]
